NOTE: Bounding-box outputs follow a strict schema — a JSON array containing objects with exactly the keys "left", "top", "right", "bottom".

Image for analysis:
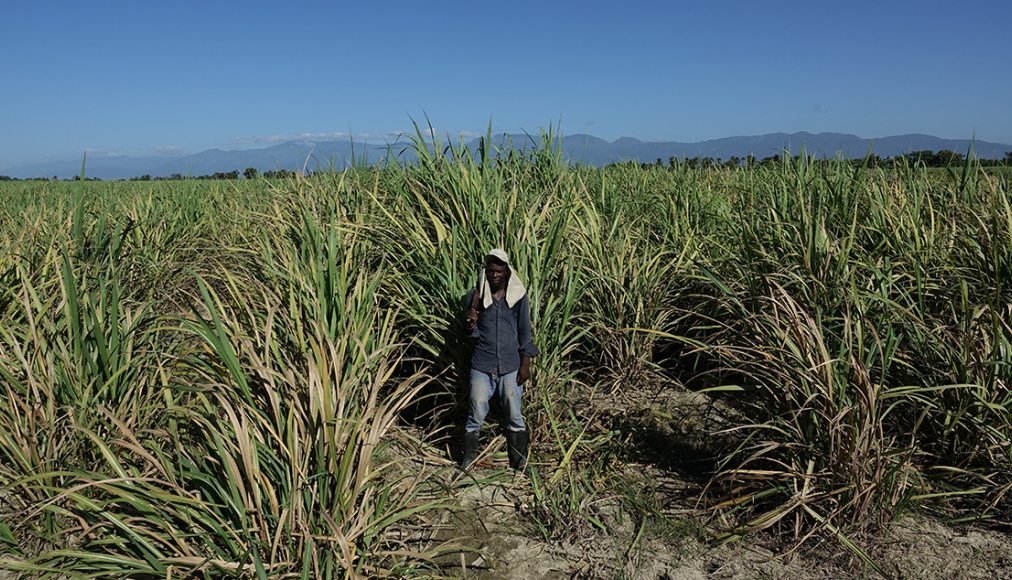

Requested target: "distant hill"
[
  {"left": 552, "top": 132, "right": 1012, "bottom": 166},
  {"left": 1, "top": 141, "right": 393, "bottom": 180},
  {"left": 3, "top": 132, "right": 1009, "bottom": 180}
]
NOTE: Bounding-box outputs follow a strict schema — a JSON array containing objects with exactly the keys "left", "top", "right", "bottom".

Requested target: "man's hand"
[
  {"left": 518, "top": 357, "right": 531, "bottom": 386},
  {"left": 465, "top": 308, "right": 479, "bottom": 330}
]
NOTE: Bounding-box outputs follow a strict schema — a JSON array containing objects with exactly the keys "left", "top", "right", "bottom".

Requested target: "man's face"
[{"left": 485, "top": 262, "right": 509, "bottom": 292}]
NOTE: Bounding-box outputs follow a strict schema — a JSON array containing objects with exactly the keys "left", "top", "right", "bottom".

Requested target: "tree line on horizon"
[
  {"left": 627, "top": 149, "right": 1012, "bottom": 170},
  {"left": 1, "top": 150, "right": 1010, "bottom": 182},
  {"left": 0, "top": 168, "right": 301, "bottom": 182}
]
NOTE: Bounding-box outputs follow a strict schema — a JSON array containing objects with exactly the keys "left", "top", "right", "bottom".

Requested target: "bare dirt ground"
[
  {"left": 435, "top": 465, "right": 1012, "bottom": 580},
  {"left": 430, "top": 383, "right": 1012, "bottom": 580}
]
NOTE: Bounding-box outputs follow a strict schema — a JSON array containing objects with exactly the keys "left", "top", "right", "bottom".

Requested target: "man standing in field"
[{"left": 460, "top": 249, "right": 539, "bottom": 473}]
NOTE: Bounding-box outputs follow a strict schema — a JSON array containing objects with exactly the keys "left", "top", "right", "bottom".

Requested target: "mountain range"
[{"left": 3, "top": 132, "right": 1009, "bottom": 180}]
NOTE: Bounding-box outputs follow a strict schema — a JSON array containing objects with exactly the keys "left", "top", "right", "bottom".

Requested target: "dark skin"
[{"left": 466, "top": 261, "right": 531, "bottom": 385}]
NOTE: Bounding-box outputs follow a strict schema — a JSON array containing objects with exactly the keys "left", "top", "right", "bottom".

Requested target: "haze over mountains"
[{"left": 3, "top": 132, "right": 1010, "bottom": 180}]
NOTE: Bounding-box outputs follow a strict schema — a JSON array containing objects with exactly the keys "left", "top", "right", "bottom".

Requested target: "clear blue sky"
[{"left": 2, "top": 0, "right": 1010, "bottom": 168}]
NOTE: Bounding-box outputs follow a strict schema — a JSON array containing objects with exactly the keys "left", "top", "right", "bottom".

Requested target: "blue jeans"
[{"left": 465, "top": 369, "right": 526, "bottom": 434}]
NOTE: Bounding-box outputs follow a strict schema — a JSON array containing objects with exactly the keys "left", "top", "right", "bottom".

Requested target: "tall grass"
[
  {"left": 1, "top": 146, "right": 1010, "bottom": 576},
  {"left": 668, "top": 156, "right": 1011, "bottom": 545}
]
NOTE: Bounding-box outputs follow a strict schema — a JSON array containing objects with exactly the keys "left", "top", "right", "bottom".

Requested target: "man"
[{"left": 460, "top": 249, "right": 539, "bottom": 472}]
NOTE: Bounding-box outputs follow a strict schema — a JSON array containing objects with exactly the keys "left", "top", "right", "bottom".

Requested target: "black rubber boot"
[
  {"left": 506, "top": 429, "right": 530, "bottom": 473},
  {"left": 459, "top": 430, "right": 480, "bottom": 470}
]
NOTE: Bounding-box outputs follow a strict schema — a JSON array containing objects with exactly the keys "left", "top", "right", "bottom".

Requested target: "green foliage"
[{"left": 0, "top": 146, "right": 1009, "bottom": 576}]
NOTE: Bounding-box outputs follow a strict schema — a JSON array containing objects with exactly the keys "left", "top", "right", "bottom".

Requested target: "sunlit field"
[{"left": 1, "top": 133, "right": 1009, "bottom": 577}]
